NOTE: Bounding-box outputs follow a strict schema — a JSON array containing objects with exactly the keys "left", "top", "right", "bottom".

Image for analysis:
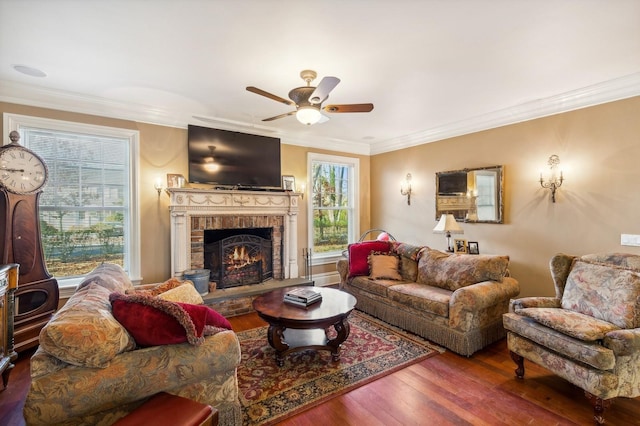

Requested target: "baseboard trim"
[{"left": 310, "top": 271, "right": 340, "bottom": 287}]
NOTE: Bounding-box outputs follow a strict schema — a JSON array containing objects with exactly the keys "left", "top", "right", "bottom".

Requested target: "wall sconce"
[
  {"left": 433, "top": 214, "right": 464, "bottom": 252},
  {"left": 154, "top": 177, "right": 164, "bottom": 196},
  {"left": 298, "top": 182, "right": 306, "bottom": 199},
  {"left": 400, "top": 173, "right": 412, "bottom": 205},
  {"left": 539, "top": 154, "right": 564, "bottom": 203}
]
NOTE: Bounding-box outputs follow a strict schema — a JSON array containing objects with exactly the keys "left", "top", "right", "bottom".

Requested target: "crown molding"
[
  {"left": 3, "top": 73, "right": 639, "bottom": 157},
  {"left": 370, "top": 72, "right": 640, "bottom": 155},
  {"left": 0, "top": 80, "right": 372, "bottom": 155},
  {"left": 0, "top": 80, "right": 186, "bottom": 127}
]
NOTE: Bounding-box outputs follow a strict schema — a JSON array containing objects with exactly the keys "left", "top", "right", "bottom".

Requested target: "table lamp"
[{"left": 433, "top": 214, "right": 463, "bottom": 252}]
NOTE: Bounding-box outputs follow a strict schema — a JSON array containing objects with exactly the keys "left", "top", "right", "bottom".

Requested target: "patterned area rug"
[{"left": 236, "top": 310, "right": 444, "bottom": 425}]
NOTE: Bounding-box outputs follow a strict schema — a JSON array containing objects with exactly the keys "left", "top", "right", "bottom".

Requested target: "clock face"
[{"left": 0, "top": 145, "right": 49, "bottom": 194}]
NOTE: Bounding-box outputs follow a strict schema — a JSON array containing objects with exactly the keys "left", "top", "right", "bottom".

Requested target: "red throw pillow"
[
  {"left": 109, "top": 293, "right": 232, "bottom": 347},
  {"left": 348, "top": 240, "right": 391, "bottom": 277}
]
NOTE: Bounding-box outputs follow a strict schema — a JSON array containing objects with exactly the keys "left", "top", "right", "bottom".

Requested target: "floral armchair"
[{"left": 503, "top": 253, "right": 640, "bottom": 425}]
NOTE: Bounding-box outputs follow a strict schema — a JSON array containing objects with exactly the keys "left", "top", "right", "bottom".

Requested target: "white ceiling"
[{"left": 1, "top": 0, "right": 640, "bottom": 155}]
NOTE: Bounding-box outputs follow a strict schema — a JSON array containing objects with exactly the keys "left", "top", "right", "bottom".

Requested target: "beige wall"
[
  {"left": 7, "top": 96, "right": 637, "bottom": 296},
  {"left": 370, "top": 96, "right": 640, "bottom": 297},
  {"left": 1, "top": 102, "right": 370, "bottom": 283}
]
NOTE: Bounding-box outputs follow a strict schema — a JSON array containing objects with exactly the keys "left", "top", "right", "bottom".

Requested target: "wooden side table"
[{"left": 0, "top": 263, "right": 18, "bottom": 390}]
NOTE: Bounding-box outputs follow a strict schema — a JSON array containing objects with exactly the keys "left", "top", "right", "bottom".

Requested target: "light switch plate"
[{"left": 621, "top": 234, "right": 640, "bottom": 246}]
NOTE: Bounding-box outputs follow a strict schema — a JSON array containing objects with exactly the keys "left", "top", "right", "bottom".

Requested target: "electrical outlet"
[{"left": 621, "top": 234, "right": 640, "bottom": 246}]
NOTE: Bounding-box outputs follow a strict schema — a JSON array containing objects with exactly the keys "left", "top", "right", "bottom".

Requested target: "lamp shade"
[
  {"left": 296, "top": 106, "right": 322, "bottom": 125},
  {"left": 433, "top": 214, "right": 463, "bottom": 234}
]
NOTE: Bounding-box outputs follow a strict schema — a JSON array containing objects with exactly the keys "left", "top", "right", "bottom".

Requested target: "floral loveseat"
[
  {"left": 503, "top": 253, "right": 640, "bottom": 424},
  {"left": 23, "top": 263, "right": 241, "bottom": 426},
  {"left": 338, "top": 241, "right": 520, "bottom": 356}
]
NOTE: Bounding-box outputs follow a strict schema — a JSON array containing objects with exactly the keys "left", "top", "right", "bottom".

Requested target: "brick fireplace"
[{"left": 167, "top": 188, "right": 300, "bottom": 288}]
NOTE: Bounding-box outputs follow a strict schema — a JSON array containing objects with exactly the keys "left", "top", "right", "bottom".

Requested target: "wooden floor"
[{"left": 2, "top": 312, "right": 639, "bottom": 426}]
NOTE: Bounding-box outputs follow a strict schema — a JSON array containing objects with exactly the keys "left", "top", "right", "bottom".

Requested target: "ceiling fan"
[{"left": 246, "top": 70, "right": 374, "bottom": 125}]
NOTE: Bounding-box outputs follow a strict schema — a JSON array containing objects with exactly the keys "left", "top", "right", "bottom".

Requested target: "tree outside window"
[{"left": 308, "top": 153, "right": 359, "bottom": 259}]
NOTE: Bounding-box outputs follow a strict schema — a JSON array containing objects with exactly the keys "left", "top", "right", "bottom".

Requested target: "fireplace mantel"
[{"left": 167, "top": 188, "right": 300, "bottom": 280}]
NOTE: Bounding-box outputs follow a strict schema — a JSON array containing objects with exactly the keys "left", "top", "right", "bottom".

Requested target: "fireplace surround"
[{"left": 168, "top": 188, "right": 300, "bottom": 287}]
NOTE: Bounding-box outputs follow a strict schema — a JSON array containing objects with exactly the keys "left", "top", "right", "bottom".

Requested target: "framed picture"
[
  {"left": 167, "top": 173, "right": 186, "bottom": 188},
  {"left": 282, "top": 175, "right": 296, "bottom": 191},
  {"left": 453, "top": 238, "right": 468, "bottom": 254},
  {"left": 468, "top": 241, "right": 480, "bottom": 255}
]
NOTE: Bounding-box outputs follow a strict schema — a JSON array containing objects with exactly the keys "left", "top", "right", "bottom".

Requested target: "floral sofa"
[
  {"left": 337, "top": 241, "right": 520, "bottom": 356},
  {"left": 23, "top": 263, "right": 242, "bottom": 426},
  {"left": 503, "top": 253, "right": 640, "bottom": 424}
]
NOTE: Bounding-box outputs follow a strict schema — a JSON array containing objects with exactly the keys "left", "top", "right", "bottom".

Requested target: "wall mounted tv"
[{"left": 188, "top": 124, "right": 282, "bottom": 189}]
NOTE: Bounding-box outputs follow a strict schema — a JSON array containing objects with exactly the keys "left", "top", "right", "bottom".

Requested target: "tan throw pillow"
[
  {"left": 128, "top": 277, "right": 184, "bottom": 296},
  {"left": 369, "top": 253, "right": 403, "bottom": 280},
  {"left": 158, "top": 283, "right": 204, "bottom": 305}
]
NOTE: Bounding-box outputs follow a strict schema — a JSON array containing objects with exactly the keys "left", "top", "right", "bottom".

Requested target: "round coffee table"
[{"left": 252, "top": 286, "right": 357, "bottom": 366}]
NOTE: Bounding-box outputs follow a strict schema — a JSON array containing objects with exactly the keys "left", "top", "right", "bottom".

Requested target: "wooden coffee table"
[{"left": 252, "top": 287, "right": 357, "bottom": 366}]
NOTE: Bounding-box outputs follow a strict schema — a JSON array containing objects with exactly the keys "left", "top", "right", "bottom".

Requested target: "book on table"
[
  {"left": 284, "top": 287, "right": 322, "bottom": 302},
  {"left": 284, "top": 287, "right": 322, "bottom": 306},
  {"left": 284, "top": 296, "right": 322, "bottom": 307}
]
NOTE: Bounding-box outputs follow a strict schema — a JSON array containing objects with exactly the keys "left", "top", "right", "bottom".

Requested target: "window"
[
  {"left": 5, "top": 113, "right": 140, "bottom": 288},
  {"left": 307, "top": 153, "right": 359, "bottom": 263}
]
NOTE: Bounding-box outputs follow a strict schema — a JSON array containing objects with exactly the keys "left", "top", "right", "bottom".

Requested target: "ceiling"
[{"left": 1, "top": 0, "right": 640, "bottom": 155}]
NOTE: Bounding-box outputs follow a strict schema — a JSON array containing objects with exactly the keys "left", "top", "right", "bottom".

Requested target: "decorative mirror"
[{"left": 436, "top": 165, "right": 504, "bottom": 223}]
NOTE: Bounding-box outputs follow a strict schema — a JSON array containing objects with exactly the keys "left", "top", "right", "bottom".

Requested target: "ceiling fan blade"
[
  {"left": 318, "top": 114, "right": 330, "bottom": 124},
  {"left": 308, "top": 76, "right": 340, "bottom": 104},
  {"left": 246, "top": 86, "right": 294, "bottom": 106},
  {"left": 323, "top": 103, "right": 374, "bottom": 113},
  {"left": 262, "top": 111, "right": 296, "bottom": 122}
]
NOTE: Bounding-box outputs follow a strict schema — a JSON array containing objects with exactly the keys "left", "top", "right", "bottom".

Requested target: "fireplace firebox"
[{"left": 204, "top": 227, "right": 274, "bottom": 289}]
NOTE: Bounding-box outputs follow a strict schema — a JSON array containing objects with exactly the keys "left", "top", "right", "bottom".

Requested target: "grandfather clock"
[{"left": 0, "top": 131, "right": 59, "bottom": 353}]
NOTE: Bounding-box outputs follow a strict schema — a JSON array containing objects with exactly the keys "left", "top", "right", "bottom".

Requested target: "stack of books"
[{"left": 284, "top": 287, "right": 322, "bottom": 307}]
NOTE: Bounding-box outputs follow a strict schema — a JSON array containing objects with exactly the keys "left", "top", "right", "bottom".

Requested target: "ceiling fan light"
[{"left": 296, "top": 106, "right": 322, "bottom": 125}]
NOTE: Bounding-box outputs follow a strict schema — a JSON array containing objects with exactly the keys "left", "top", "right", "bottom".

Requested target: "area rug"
[{"left": 236, "top": 310, "right": 444, "bottom": 425}]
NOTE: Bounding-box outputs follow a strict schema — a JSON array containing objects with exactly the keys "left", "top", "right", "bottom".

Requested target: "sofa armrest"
[
  {"left": 448, "top": 277, "right": 519, "bottom": 331},
  {"left": 509, "top": 296, "right": 561, "bottom": 312},
  {"left": 337, "top": 257, "right": 349, "bottom": 288},
  {"left": 604, "top": 328, "right": 640, "bottom": 356},
  {"left": 24, "top": 330, "right": 240, "bottom": 424},
  {"left": 450, "top": 277, "right": 521, "bottom": 313}
]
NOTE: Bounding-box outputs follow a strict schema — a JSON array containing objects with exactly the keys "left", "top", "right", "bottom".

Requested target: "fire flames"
[{"left": 226, "top": 245, "right": 262, "bottom": 271}]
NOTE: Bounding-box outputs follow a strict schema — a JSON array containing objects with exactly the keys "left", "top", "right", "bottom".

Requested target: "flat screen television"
[{"left": 188, "top": 125, "right": 282, "bottom": 188}]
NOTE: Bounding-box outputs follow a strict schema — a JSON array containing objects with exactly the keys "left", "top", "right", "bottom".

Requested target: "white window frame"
[
  {"left": 307, "top": 153, "right": 359, "bottom": 266},
  {"left": 4, "top": 113, "right": 141, "bottom": 293}
]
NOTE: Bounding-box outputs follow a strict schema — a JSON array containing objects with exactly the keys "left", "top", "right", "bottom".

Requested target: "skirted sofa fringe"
[{"left": 351, "top": 286, "right": 507, "bottom": 357}]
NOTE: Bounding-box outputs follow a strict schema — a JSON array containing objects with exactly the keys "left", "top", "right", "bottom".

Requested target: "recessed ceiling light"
[{"left": 13, "top": 64, "right": 47, "bottom": 78}]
